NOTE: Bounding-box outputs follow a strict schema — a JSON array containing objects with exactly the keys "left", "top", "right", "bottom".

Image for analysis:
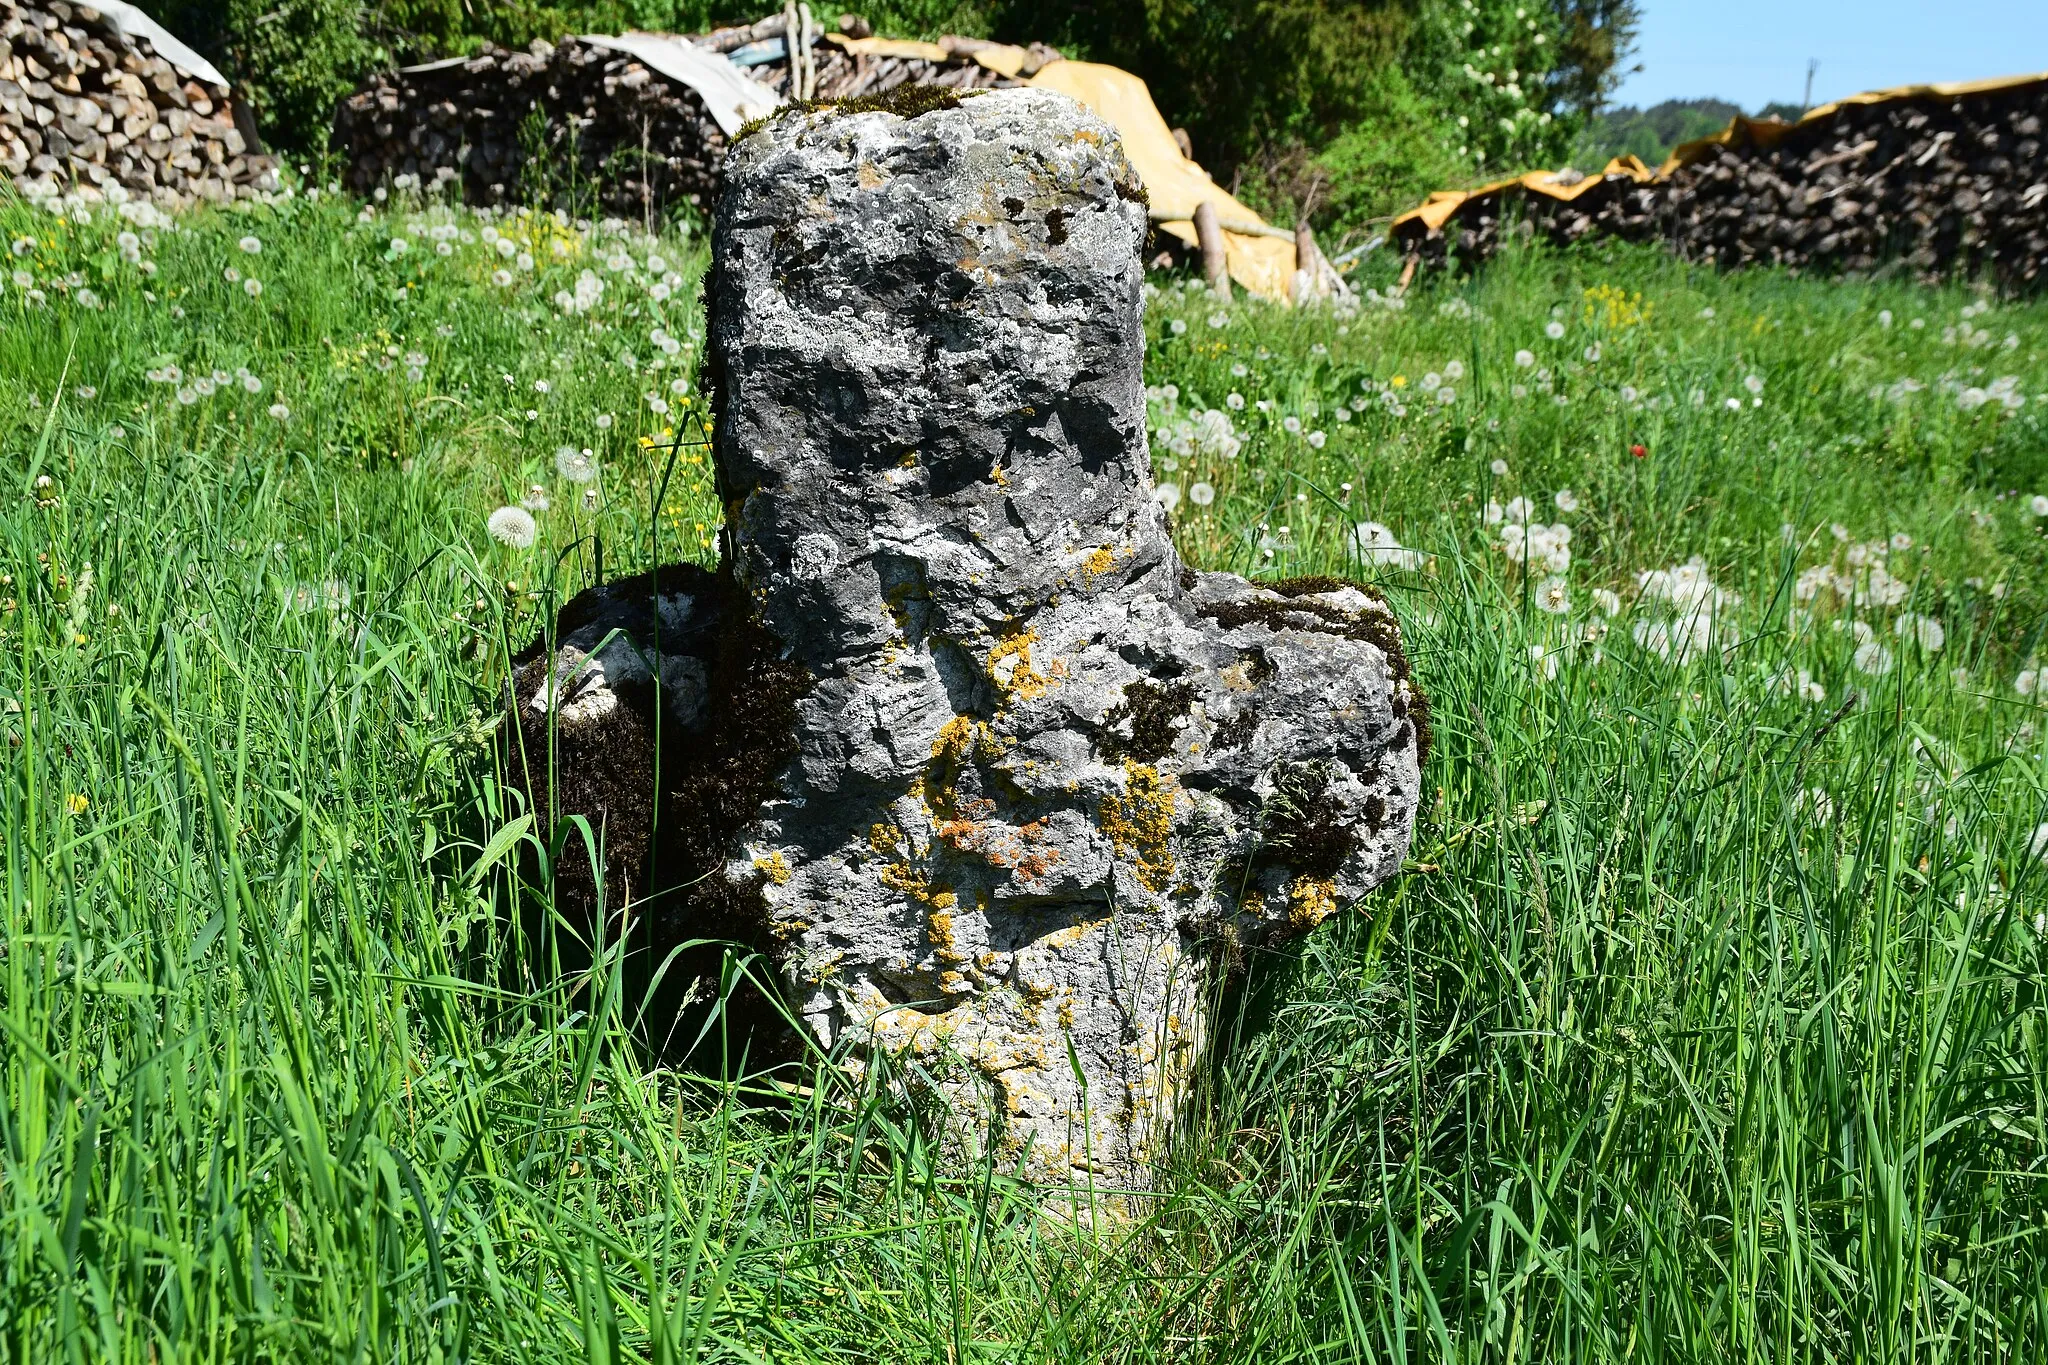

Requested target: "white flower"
[
  {"left": 1544, "top": 321, "right": 1565, "bottom": 340},
  {"left": 2018, "top": 668, "right": 2040, "bottom": 697},
  {"left": 1503, "top": 496, "right": 1533, "bottom": 523},
  {"left": 2030, "top": 495, "right": 2048, "bottom": 517},
  {"left": 1554, "top": 489, "right": 1579, "bottom": 513},
  {"left": 523, "top": 484, "right": 550, "bottom": 512},
  {"left": 516, "top": 252, "right": 534, "bottom": 272},
  {"left": 1436, "top": 387, "right": 1456, "bottom": 404},
  {"left": 1226, "top": 392, "right": 1245, "bottom": 410},
  {"left": 533, "top": 379, "right": 550, "bottom": 394},
  {"left": 268, "top": 402, "right": 290, "bottom": 421},
  {"left": 1699, "top": 307, "right": 1715, "bottom": 319},
  {"left": 243, "top": 278, "right": 263, "bottom": 297},
  {"left": 1423, "top": 373, "right": 1441, "bottom": 390},
  {"left": 1584, "top": 344, "right": 1601, "bottom": 363},
  {"left": 1483, "top": 501, "right": 1504, "bottom": 525},
  {"left": 1878, "top": 309, "right": 1893, "bottom": 328},
  {"left": 1744, "top": 374, "right": 1764, "bottom": 395},
  {"left": 1535, "top": 575, "right": 1570, "bottom": 614},
  {"left": 1591, "top": 588, "right": 1621, "bottom": 617},
  {"left": 1350, "top": 521, "right": 1422, "bottom": 569},
  {"left": 1489, "top": 458, "right": 1509, "bottom": 477},
  {"left": 241, "top": 374, "right": 262, "bottom": 393},
  {"left": 390, "top": 238, "right": 409, "bottom": 254},
  {"left": 595, "top": 413, "right": 614, "bottom": 430},
  {"left": 1283, "top": 415, "right": 1302, "bottom": 434},
  {"left": 1620, "top": 385, "right": 1639, "bottom": 404},
  {"left": 239, "top": 235, "right": 261, "bottom": 254},
  {"left": 223, "top": 266, "right": 240, "bottom": 283},
  {"left": 1444, "top": 360, "right": 1465, "bottom": 381},
  {"left": 555, "top": 447, "right": 598, "bottom": 483},
  {"left": 487, "top": 506, "right": 537, "bottom": 549},
  {"left": 1208, "top": 312, "right": 1228, "bottom": 328},
  {"left": 1853, "top": 640, "right": 1895, "bottom": 676},
  {"left": 1528, "top": 643, "right": 1559, "bottom": 680},
  {"left": 1169, "top": 319, "right": 1187, "bottom": 335},
  {"left": 1153, "top": 482, "right": 1181, "bottom": 512},
  {"left": 1893, "top": 612, "right": 1944, "bottom": 652},
  {"left": 1188, "top": 481, "right": 1216, "bottom": 507},
  {"left": 1725, "top": 397, "right": 1743, "bottom": 411},
  {"left": 1307, "top": 430, "right": 1327, "bottom": 449}
]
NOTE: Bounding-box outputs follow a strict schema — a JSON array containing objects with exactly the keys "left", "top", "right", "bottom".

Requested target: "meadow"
[{"left": 2, "top": 176, "right": 2047, "bottom": 1363}]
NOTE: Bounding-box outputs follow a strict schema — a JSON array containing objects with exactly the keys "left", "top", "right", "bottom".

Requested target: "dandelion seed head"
[
  {"left": 487, "top": 505, "right": 537, "bottom": 549},
  {"left": 554, "top": 446, "right": 598, "bottom": 484}
]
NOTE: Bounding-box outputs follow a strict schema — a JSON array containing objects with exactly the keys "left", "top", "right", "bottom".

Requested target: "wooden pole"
[
  {"left": 1193, "top": 200, "right": 1230, "bottom": 299},
  {"left": 1294, "top": 220, "right": 1324, "bottom": 296}
]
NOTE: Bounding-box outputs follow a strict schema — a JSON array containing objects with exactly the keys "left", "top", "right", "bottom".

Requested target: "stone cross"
[{"left": 511, "top": 86, "right": 1425, "bottom": 1187}]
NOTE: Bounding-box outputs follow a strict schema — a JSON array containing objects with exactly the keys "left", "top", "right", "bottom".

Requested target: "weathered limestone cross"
[{"left": 512, "top": 86, "right": 1425, "bottom": 1187}]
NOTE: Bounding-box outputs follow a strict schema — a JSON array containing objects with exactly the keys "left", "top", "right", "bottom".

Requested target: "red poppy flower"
[{"left": 1630, "top": 443, "right": 1647, "bottom": 459}]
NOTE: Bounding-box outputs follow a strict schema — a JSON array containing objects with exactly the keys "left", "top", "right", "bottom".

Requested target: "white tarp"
[
  {"left": 578, "top": 31, "right": 781, "bottom": 137},
  {"left": 94, "top": 2, "right": 232, "bottom": 89}
]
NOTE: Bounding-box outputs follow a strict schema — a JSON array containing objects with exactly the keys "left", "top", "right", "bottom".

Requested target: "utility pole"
[{"left": 1803, "top": 58, "right": 1819, "bottom": 114}]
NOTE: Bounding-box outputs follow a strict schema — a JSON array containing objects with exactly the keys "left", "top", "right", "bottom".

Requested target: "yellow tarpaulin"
[
  {"left": 1024, "top": 60, "right": 1297, "bottom": 299},
  {"left": 824, "top": 33, "right": 951, "bottom": 63},
  {"left": 1398, "top": 157, "right": 1653, "bottom": 234},
  {"left": 1396, "top": 69, "right": 2048, "bottom": 239}
]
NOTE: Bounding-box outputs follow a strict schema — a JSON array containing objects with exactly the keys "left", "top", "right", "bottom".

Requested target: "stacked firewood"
[
  {"left": 1, "top": 1, "right": 277, "bottom": 202},
  {"left": 332, "top": 14, "right": 1030, "bottom": 218},
  {"left": 1399, "top": 77, "right": 2048, "bottom": 291}
]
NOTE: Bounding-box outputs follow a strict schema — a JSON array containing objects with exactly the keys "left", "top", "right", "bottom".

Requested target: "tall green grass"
[{"left": 1, "top": 182, "right": 2045, "bottom": 1362}]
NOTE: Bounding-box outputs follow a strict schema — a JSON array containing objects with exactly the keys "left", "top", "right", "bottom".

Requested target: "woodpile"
[
  {"left": 333, "top": 13, "right": 1038, "bottom": 218},
  {"left": 1396, "top": 76, "right": 2048, "bottom": 291},
  {"left": 2, "top": 1, "right": 278, "bottom": 203}
]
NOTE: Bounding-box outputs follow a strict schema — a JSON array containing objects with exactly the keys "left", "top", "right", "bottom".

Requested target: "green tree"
[{"left": 154, "top": 0, "right": 380, "bottom": 154}]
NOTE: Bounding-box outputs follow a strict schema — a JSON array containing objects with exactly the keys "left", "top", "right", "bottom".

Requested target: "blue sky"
[{"left": 1610, "top": 1, "right": 2048, "bottom": 112}]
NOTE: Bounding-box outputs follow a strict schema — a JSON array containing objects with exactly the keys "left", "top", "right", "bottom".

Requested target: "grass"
[{"left": 1, "top": 178, "right": 2046, "bottom": 1363}]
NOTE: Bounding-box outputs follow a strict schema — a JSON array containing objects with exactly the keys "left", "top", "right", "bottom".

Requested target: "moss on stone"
[
  {"left": 737, "top": 83, "right": 982, "bottom": 141},
  {"left": 1098, "top": 678, "right": 1195, "bottom": 761}
]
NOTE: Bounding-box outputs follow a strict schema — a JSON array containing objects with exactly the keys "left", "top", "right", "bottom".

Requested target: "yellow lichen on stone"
[
  {"left": 753, "top": 850, "right": 793, "bottom": 885},
  {"left": 1099, "top": 760, "right": 1177, "bottom": 893},
  {"left": 1287, "top": 876, "right": 1338, "bottom": 932},
  {"left": 986, "top": 629, "right": 1058, "bottom": 701}
]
